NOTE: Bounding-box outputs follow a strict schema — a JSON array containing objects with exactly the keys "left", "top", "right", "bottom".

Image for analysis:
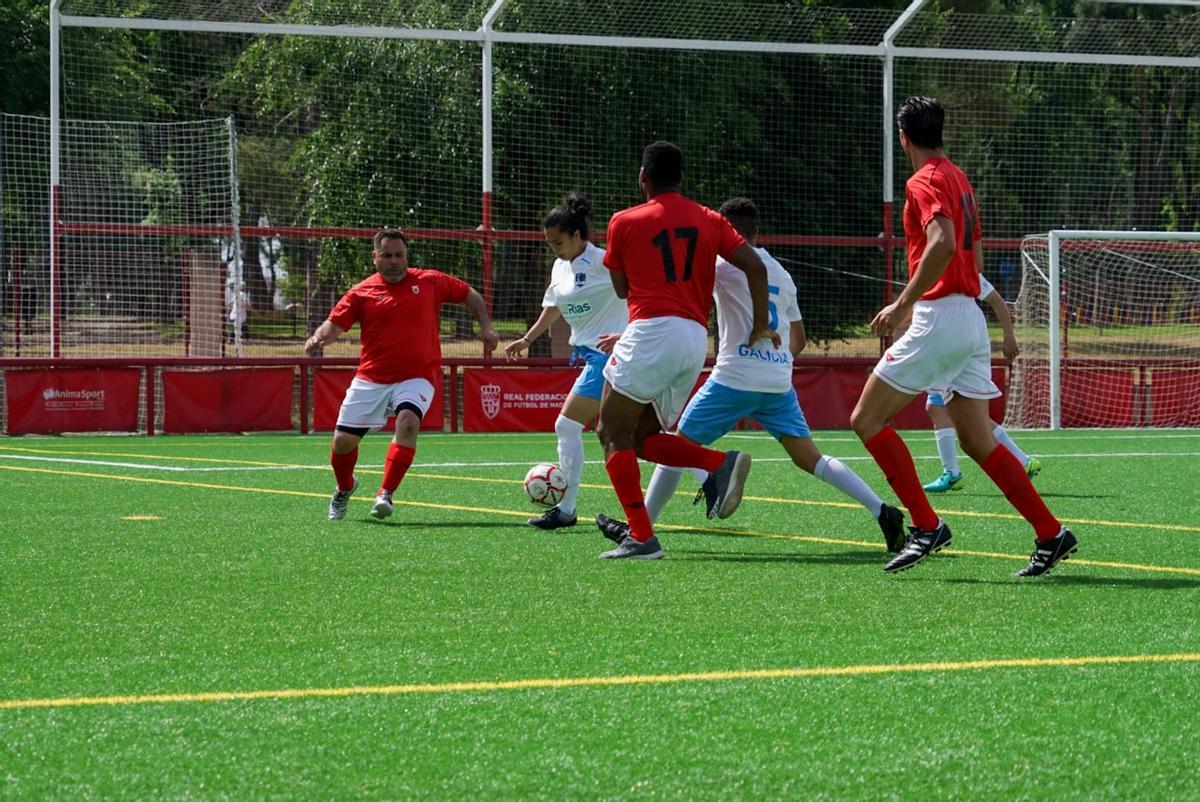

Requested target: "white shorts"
[
  {"left": 873, "top": 295, "right": 1001, "bottom": 401},
  {"left": 336, "top": 377, "right": 436, "bottom": 430},
  {"left": 602, "top": 316, "right": 708, "bottom": 429}
]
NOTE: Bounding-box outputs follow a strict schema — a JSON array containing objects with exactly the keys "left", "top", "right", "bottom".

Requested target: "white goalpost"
[{"left": 1006, "top": 230, "right": 1200, "bottom": 429}]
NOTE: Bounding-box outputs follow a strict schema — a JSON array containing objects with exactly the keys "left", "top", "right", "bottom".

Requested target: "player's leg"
[
  {"left": 923, "top": 394, "right": 964, "bottom": 492},
  {"left": 529, "top": 391, "right": 597, "bottom": 530},
  {"left": 372, "top": 379, "right": 436, "bottom": 520},
  {"left": 328, "top": 377, "right": 392, "bottom": 520},
  {"left": 946, "top": 395, "right": 1075, "bottom": 575},
  {"left": 851, "top": 375, "right": 950, "bottom": 571},
  {"left": 328, "top": 426, "right": 365, "bottom": 520},
  {"left": 991, "top": 421, "right": 1039, "bottom": 477},
  {"left": 595, "top": 385, "right": 663, "bottom": 558}
]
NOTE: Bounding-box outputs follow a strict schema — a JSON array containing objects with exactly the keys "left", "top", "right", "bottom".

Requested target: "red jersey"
[
  {"left": 903, "top": 156, "right": 982, "bottom": 301},
  {"left": 604, "top": 192, "right": 747, "bottom": 325},
  {"left": 327, "top": 268, "right": 470, "bottom": 385}
]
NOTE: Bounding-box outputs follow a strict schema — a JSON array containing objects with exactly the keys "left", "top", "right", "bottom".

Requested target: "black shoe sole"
[
  {"left": 715, "top": 452, "right": 752, "bottom": 519},
  {"left": 527, "top": 518, "right": 578, "bottom": 530}
]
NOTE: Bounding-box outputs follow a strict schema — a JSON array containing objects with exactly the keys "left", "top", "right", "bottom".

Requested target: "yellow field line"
[
  {"left": 2, "top": 464, "right": 1198, "bottom": 577},
  {"left": 3, "top": 652, "right": 1197, "bottom": 711}
]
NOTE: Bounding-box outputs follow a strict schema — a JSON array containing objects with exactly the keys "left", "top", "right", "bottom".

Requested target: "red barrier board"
[
  {"left": 1061, "top": 367, "right": 1135, "bottom": 428},
  {"left": 312, "top": 369, "right": 445, "bottom": 431},
  {"left": 162, "top": 368, "right": 294, "bottom": 433},
  {"left": 5, "top": 368, "right": 142, "bottom": 434},
  {"left": 1146, "top": 368, "right": 1200, "bottom": 426},
  {"left": 463, "top": 368, "right": 579, "bottom": 432}
]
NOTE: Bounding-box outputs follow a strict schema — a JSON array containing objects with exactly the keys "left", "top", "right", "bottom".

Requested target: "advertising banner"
[{"left": 6, "top": 368, "right": 142, "bottom": 434}]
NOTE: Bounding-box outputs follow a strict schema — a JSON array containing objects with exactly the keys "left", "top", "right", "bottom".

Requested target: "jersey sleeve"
[
  {"left": 602, "top": 216, "right": 625, "bottom": 273},
  {"left": 436, "top": 271, "right": 472, "bottom": 304},
  {"left": 541, "top": 262, "right": 562, "bottom": 308},
  {"left": 908, "top": 176, "right": 947, "bottom": 229},
  {"left": 976, "top": 272, "right": 995, "bottom": 301},
  {"left": 713, "top": 211, "right": 748, "bottom": 259},
  {"left": 327, "top": 289, "right": 359, "bottom": 331},
  {"left": 713, "top": 258, "right": 738, "bottom": 289}
]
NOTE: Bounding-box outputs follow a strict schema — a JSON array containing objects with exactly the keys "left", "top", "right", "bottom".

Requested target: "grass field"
[{"left": 2, "top": 428, "right": 1199, "bottom": 799}]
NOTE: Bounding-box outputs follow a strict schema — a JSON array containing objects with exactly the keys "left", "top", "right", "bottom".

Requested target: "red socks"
[
  {"left": 864, "top": 428, "right": 939, "bottom": 532},
  {"left": 381, "top": 443, "right": 415, "bottom": 494},
  {"left": 330, "top": 447, "right": 358, "bottom": 492},
  {"left": 642, "top": 433, "right": 726, "bottom": 473},
  {"left": 604, "top": 450, "right": 655, "bottom": 542},
  {"left": 980, "top": 445, "right": 1061, "bottom": 540}
]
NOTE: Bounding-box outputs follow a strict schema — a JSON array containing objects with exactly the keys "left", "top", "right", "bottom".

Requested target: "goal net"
[
  {"left": 1005, "top": 231, "right": 1200, "bottom": 429},
  {"left": 2, "top": 114, "right": 238, "bottom": 358}
]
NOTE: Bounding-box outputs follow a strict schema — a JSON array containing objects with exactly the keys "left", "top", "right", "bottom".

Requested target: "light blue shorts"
[
  {"left": 927, "top": 392, "right": 946, "bottom": 407},
  {"left": 570, "top": 346, "right": 608, "bottom": 401},
  {"left": 677, "top": 379, "right": 810, "bottom": 445}
]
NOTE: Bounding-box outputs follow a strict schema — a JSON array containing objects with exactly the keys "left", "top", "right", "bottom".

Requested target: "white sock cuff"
[
  {"left": 813, "top": 455, "right": 829, "bottom": 479},
  {"left": 934, "top": 427, "right": 956, "bottom": 440},
  {"left": 554, "top": 414, "right": 585, "bottom": 437}
]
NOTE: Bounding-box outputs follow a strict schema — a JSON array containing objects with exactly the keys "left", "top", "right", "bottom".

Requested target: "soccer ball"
[{"left": 524, "top": 462, "right": 568, "bottom": 508}]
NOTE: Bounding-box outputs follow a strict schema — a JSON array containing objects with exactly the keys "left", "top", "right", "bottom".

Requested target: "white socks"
[
  {"left": 644, "top": 465, "right": 684, "bottom": 524},
  {"left": 554, "top": 415, "right": 585, "bottom": 514},
  {"left": 993, "top": 424, "right": 1030, "bottom": 466},
  {"left": 934, "top": 427, "right": 960, "bottom": 475},
  {"left": 814, "top": 456, "right": 883, "bottom": 518}
]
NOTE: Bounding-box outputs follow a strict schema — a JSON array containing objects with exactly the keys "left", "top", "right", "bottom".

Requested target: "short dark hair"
[
  {"left": 641, "top": 141, "right": 683, "bottom": 188},
  {"left": 717, "top": 196, "right": 758, "bottom": 239},
  {"left": 373, "top": 228, "right": 409, "bottom": 249},
  {"left": 896, "top": 96, "right": 944, "bottom": 150},
  {"left": 542, "top": 192, "right": 592, "bottom": 240}
]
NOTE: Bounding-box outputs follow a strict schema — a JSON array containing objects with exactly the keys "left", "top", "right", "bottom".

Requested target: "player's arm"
[
  {"left": 304, "top": 320, "right": 345, "bottom": 356},
  {"left": 871, "top": 215, "right": 955, "bottom": 336},
  {"left": 608, "top": 270, "right": 629, "bottom": 299},
  {"left": 978, "top": 252, "right": 1019, "bottom": 360},
  {"left": 726, "top": 244, "right": 781, "bottom": 348},
  {"left": 790, "top": 319, "right": 807, "bottom": 354},
  {"left": 462, "top": 287, "right": 500, "bottom": 353},
  {"left": 505, "top": 306, "right": 562, "bottom": 360}
]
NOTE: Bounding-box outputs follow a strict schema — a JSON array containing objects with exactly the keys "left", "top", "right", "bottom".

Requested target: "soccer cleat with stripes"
[
  {"left": 370, "top": 490, "right": 394, "bottom": 520},
  {"left": 922, "top": 470, "right": 964, "bottom": 493},
  {"left": 877, "top": 503, "right": 906, "bottom": 553},
  {"left": 884, "top": 521, "right": 953, "bottom": 573},
  {"left": 1015, "top": 527, "right": 1077, "bottom": 577},
  {"left": 328, "top": 477, "right": 359, "bottom": 521},
  {"left": 1025, "top": 458, "right": 1042, "bottom": 479},
  {"left": 595, "top": 513, "right": 631, "bottom": 544}
]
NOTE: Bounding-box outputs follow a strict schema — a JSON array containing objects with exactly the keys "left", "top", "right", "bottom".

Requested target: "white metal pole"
[
  {"left": 49, "top": 0, "right": 62, "bottom": 357},
  {"left": 228, "top": 116, "right": 243, "bottom": 357},
  {"left": 881, "top": 0, "right": 929, "bottom": 208},
  {"left": 1048, "top": 231, "right": 1062, "bottom": 430},
  {"left": 481, "top": 0, "right": 506, "bottom": 198}
]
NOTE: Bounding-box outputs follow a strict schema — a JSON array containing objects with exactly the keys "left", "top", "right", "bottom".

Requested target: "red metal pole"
[{"left": 448, "top": 364, "right": 458, "bottom": 433}]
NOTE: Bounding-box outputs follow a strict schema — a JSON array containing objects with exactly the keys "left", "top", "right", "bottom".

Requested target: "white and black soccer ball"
[{"left": 524, "top": 462, "right": 568, "bottom": 508}]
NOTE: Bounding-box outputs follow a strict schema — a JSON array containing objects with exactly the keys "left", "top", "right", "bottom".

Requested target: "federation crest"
[
  {"left": 480, "top": 383, "right": 502, "bottom": 419},
  {"left": 575, "top": 272, "right": 587, "bottom": 287},
  {"left": 411, "top": 284, "right": 420, "bottom": 294}
]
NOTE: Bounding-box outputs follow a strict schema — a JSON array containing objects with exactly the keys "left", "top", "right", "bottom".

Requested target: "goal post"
[{"left": 1006, "top": 230, "right": 1200, "bottom": 430}]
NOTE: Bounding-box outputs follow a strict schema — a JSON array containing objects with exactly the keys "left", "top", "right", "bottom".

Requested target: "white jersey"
[
  {"left": 541, "top": 242, "right": 628, "bottom": 349},
  {"left": 710, "top": 246, "right": 801, "bottom": 393}
]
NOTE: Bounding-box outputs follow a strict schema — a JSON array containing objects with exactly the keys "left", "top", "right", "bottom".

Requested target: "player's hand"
[
  {"left": 746, "top": 325, "right": 782, "bottom": 349},
  {"left": 871, "top": 301, "right": 910, "bottom": 337},
  {"left": 481, "top": 328, "right": 500, "bottom": 354},
  {"left": 504, "top": 338, "right": 529, "bottom": 361},
  {"left": 304, "top": 336, "right": 323, "bottom": 357},
  {"left": 596, "top": 333, "right": 621, "bottom": 354},
  {"left": 1002, "top": 333, "right": 1020, "bottom": 361}
]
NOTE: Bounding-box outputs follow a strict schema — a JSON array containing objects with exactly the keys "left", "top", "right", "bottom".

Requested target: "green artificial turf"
[{"left": 2, "top": 429, "right": 1198, "bottom": 799}]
